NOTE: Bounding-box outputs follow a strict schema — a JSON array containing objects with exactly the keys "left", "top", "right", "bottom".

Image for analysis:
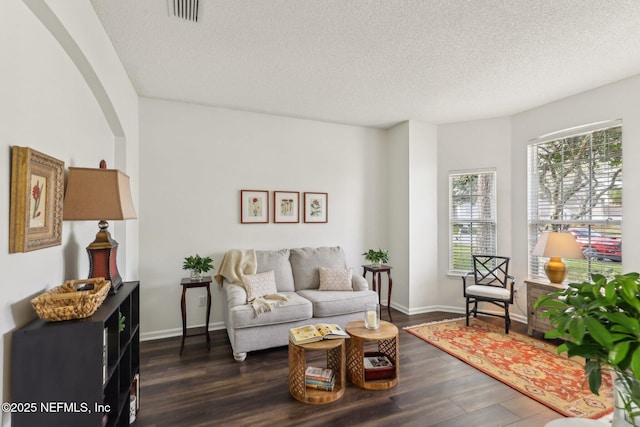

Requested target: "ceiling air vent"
[{"left": 173, "top": 0, "right": 199, "bottom": 22}]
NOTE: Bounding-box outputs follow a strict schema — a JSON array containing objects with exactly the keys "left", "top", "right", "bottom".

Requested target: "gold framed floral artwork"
[
  {"left": 9, "top": 147, "right": 64, "bottom": 252},
  {"left": 304, "top": 192, "right": 328, "bottom": 223},
  {"left": 274, "top": 191, "right": 299, "bottom": 223},
  {"left": 240, "top": 190, "right": 269, "bottom": 223}
]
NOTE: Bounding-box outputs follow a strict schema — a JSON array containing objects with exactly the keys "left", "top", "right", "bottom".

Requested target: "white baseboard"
[
  {"left": 140, "top": 321, "right": 226, "bottom": 342},
  {"left": 141, "top": 307, "right": 527, "bottom": 342},
  {"left": 389, "top": 302, "right": 526, "bottom": 325}
]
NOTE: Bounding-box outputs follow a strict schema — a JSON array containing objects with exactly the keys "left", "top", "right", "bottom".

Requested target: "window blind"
[
  {"left": 449, "top": 169, "right": 497, "bottom": 274},
  {"left": 527, "top": 121, "right": 622, "bottom": 281}
]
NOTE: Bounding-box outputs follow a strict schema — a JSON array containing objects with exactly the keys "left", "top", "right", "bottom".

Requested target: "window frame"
[
  {"left": 527, "top": 120, "right": 622, "bottom": 282},
  {"left": 448, "top": 168, "right": 498, "bottom": 275}
]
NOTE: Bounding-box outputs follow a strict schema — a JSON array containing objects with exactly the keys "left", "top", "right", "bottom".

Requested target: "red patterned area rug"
[{"left": 405, "top": 318, "right": 614, "bottom": 419}]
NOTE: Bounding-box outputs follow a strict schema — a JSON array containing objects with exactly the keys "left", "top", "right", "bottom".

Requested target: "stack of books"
[{"left": 305, "top": 366, "right": 335, "bottom": 391}]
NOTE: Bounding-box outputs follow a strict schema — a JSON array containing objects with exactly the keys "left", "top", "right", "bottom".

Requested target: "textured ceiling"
[{"left": 90, "top": 0, "right": 640, "bottom": 128}]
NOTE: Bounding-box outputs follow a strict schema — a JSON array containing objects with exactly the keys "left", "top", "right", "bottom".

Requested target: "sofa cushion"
[
  {"left": 229, "top": 292, "right": 313, "bottom": 329},
  {"left": 296, "top": 289, "right": 379, "bottom": 318},
  {"left": 256, "top": 249, "right": 295, "bottom": 292},
  {"left": 318, "top": 267, "right": 353, "bottom": 291},
  {"left": 290, "top": 247, "right": 347, "bottom": 290},
  {"left": 242, "top": 270, "right": 277, "bottom": 302},
  {"left": 351, "top": 274, "right": 369, "bottom": 291}
]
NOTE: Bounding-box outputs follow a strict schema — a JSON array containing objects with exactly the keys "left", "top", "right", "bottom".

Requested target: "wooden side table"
[
  {"left": 180, "top": 276, "right": 213, "bottom": 355},
  {"left": 362, "top": 265, "right": 393, "bottom": 321},
  {"left": 345, "top": 320, "right": 399, "bottom": 390},
  {"left": 288, "top": 339, "right": 346, "bottom": 404},
  {"left": 525, "top": 278, "right": 566, "bottom": 336}
]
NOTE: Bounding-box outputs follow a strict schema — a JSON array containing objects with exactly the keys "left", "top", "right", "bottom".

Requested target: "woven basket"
[{"left": 31, "top": 278, "right": 111, "bottom": 322}]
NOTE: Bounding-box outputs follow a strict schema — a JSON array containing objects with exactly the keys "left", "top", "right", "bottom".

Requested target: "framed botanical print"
[
  {"left": 9, "top": 146, "right": 64, "bottom": 252},
  {"left": 240, "top": 190, "right": 269, "bottom": 223},
  {"left": 304, "top": 192, "right": 328, "bottom": 223},
  {"left": 274, "top": 191, "right": 299, "bottom": 223}
]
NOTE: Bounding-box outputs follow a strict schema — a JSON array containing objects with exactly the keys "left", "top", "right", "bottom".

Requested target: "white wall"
[
  {"left": 436, "top": 118, "right": 514, "bottom": 313},
  {"left": 138, "top": 98, "right": 388, "bottom": 339},
  {"left": 387, "top": 122, "right": 410, "bottom": 310},
  {"left": 408, "top": 121, "right": 438, "bottom": 312},
  {"left": 385, "top": 120, "right": 438, "bottom": 314},
  {"left": 0, "top": 1, "right": 138, "bottom": 425}
]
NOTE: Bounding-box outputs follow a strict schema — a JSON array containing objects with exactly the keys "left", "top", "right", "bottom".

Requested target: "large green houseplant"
[{"left": 535, "top": 272, "right": 640, "bottom": 426}]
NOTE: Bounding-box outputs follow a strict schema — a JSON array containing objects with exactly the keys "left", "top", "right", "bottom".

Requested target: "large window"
[
  {"left": 528, "top": 121, "right": 622, "bottom": 282},
  {"left": 449, "top": 169, "right": 497, "bottom": 274}
]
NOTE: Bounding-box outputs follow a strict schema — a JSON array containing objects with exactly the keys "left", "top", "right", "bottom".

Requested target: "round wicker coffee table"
[
  {"left": 345, "top": 320, "right": 399, "bottom": 390},
  {"left": 288, "top": 338, "right": 346, "bottom": 404}
]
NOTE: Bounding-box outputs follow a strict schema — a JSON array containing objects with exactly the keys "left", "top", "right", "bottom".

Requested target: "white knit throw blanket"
[
  {"left": 215, "top": 249, "right": 257, "bottom": 286},
  {"left": 251, "top": 294, "right": 290, "bottom": 316},
  {"left": 216, "top": 249, "right": 289, "bottom": 316}
]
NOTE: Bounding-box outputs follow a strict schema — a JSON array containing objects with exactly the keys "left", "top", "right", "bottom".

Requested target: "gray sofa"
[{"left": 222, "top": 247, "right": 379, "bottom": 361}]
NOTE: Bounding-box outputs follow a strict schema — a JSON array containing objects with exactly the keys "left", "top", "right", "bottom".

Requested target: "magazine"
[
  {"left": 363, "top": 354, "right": 393, "bottom": 370},
  {"left": 289, "top": 323, "right": 349, "bottom": 344}
]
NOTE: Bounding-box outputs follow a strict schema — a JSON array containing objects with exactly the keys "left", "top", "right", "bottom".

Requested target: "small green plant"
[
  {"left": 118, "top": 313, "right": 126, "bottom": 333},
  {"left": 362, "top": 249, "right": 389, "bottom": 266},
  {"left": 535, "top": 272, "right": 640, "bottom": 424},
  {"left": 183, "top": 254, "right": 214, "bottom": 275}
]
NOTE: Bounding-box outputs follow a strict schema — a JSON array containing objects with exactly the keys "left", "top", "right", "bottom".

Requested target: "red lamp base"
[{"left": 87, "top": 225, "right": 123, "bottom": 294}]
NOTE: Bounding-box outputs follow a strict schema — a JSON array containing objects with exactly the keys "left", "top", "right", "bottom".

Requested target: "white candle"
[{"left": 367, "top": 310, "right": 377, "bottom": 327}]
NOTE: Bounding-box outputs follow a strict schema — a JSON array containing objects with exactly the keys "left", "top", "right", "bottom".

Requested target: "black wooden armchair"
[{"left": 462, "top": 255, "right": 515, "bottom": 334}]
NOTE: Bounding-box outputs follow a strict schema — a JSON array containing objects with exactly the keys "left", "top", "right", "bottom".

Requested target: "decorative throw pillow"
[
  {"left": 242, "top": 270, "right": 277, "bottom": 302},
  {"left": 255, "top": 249, "right": 295, "bottom": 292},
  {"left": 318, "top": 267, "right": 353, "bottom": 291}
]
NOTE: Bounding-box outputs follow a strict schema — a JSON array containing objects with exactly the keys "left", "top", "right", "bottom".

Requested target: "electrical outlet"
[{"left": 198, "top": 296, "right": 206, "bottom": 307}]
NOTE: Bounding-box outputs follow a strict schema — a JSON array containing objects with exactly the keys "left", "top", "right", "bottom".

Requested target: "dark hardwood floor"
[{"left": 136, "top": 310, "right": 563, "bottom": 427}]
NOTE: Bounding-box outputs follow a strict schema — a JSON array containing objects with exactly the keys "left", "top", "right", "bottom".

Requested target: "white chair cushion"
[{"left": 466, "top": 285, "right": 510, "bottom": 300}]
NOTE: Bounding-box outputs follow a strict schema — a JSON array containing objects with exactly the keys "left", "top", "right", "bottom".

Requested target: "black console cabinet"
[{"left": 11, "top": 281, "right": 140, "bottom": 427}]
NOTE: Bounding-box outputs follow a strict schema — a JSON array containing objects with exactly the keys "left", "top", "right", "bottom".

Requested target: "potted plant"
[
  {"left": 182, "top": 254, "right": 214, "bottom": 281},
  {"left": 362, "top": 249, "right": 389, "bottom": 268},
  {"left": 535, "top": 272, "right": 640, "bottom": 426}
]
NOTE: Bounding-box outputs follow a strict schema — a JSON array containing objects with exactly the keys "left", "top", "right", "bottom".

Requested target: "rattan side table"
[
  {"left": 288, "top": 338, "right": 346, "bottom": 404},
  {"left": 345, "top": 320, "right": 399, "bottom": 390}
]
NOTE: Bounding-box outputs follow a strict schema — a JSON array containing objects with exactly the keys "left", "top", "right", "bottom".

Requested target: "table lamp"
[
  {"left": 63, "top": 161, "right": 137, "bottom": 294},
  {"left": 531, "top": 231, "right": 585, "bottom": 283}
]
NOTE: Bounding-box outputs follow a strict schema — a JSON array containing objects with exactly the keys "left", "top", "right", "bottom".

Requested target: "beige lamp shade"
[
  {"left": 531, "top": 232, "right": 585, "bottom": 259},
  {"left": 532, "top": 231, "right": 584, "bottom": 283},
  {"left": 63, "top": 167, "right": 137, "bottom": 220}
]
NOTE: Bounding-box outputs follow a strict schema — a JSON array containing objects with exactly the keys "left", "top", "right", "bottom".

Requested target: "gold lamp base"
[{"left": 544, "top": 257, "right": 567, "bottom": 284}]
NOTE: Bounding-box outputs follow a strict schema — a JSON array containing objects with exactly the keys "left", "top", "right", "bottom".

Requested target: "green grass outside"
[{"left": 452, "top": 242, "right": 623, "bottom": 282}]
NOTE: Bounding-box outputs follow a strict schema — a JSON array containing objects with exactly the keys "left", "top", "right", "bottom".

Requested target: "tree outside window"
[
  {"left": 449, "top": 170, "right": 497, "bottom": 274},
  {"left": 528, "top": 122, "right": 622, "bottom": 281}
]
